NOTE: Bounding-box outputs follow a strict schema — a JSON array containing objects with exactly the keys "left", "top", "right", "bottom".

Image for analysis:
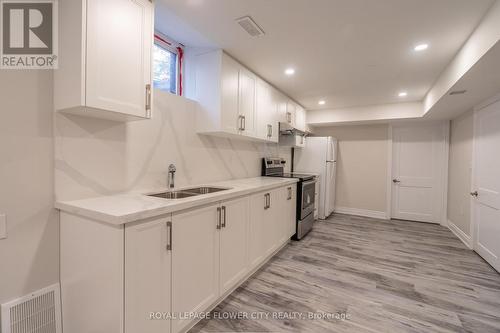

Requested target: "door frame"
[
  {"left": 471, "top": 92, "right": 500, "bottom": 251},
  {"left": 386, "top": 121, "right": 450, "bottom": 225}
]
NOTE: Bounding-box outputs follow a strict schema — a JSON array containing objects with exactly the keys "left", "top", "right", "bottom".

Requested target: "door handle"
[
  {"left": 392, "top": 179, "right": 401, "bottom": 183},
  {"left": 217, "top": 207, "right": 222, "bottom": 229},
  {"left": 242, "top": 116, "right": 246, "bottom": 131},
  {"left": 166, "top": 221, "right": 172, "bottom": 251},
  {"left": 221, "top": 206, "right": 227, "bottom": 228},
  {"left": 470, "top": 191, "right": 478, "bottom": 197},
  {"left": 287, "top": 187, "right": 292, "bottom": 200}
]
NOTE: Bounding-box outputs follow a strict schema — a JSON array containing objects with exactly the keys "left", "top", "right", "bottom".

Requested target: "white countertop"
[{"left": 55, "top": 177, "right": 298, "bottom": 225}]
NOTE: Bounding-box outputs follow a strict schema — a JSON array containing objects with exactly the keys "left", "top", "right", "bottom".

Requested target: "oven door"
[{"left": 300, "top": 179, "right": 316, "bottom": 219}]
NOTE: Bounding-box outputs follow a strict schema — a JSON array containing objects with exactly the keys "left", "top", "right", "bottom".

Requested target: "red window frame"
[{"left": 154, "top": 33, "right": 184, "bottom": 96}]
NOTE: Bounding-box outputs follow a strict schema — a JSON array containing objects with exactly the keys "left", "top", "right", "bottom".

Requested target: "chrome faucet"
[{"left": 167, "top": 164, "right": 176, "bottom": 189}]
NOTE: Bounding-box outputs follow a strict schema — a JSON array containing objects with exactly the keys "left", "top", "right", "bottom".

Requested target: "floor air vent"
[{"left": 1, "top": 284, "right": 62, "bottom": 333}]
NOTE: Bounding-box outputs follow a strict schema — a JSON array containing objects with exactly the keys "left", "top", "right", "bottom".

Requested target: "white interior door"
[
  {"left": 472, "top": 99, "right": 500, "bottom": 272},
  {"left": 391, "top": 123, "right": 447, "bottom": 223}
]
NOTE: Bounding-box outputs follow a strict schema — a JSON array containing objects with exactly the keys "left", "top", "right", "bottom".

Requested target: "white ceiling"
[{"left": 156, "top": 0, "right": 494, "bottom": 111}]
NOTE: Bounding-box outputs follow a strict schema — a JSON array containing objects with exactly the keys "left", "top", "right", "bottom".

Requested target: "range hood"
[
  {"left": 279, "top": 123, "right": 307, "bottom": 148},
  {"left": 279, "top": 121, "right": 306, "bottom": 135}
]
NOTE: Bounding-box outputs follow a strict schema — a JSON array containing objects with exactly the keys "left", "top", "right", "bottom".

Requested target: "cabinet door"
[
  {"left": 286, "top": 186, "right": 297, "bottom": 238},
  {"left": 86, "top": 0, "right": 153, "bottom": 118},
  {"left": 238, "top": 68, "right": 256, "bottom": 136},
  {"left": 295, "top": 106, "right": 306, "bottom": 132},
  {"left": 269, "top": 89, "right": 280, "bottom": 143},
  {"left": 277, "top": 93, "right": 288, "bottom": 123},
  {"left": 171, "top": 204, "right": 220, "bottom": 333},
  {"left": 221, "top": 54, "right": 240, "bottom": 133},
  {"left": 125, "top": 218, "right": 171, "bottom": 333},
  {"left": 286, "top": 101, "right": 296, "bottom": 127},
  {"left": 220, "top": 197, "right": 249, "bottom": 294},
  {"left": 256, "top": 80, "right": 279, "bottom": 142},
  {"left": 249, "top": 192, "right": 268, "bottom": 268},
  {"left": 265, "top": 188, "right": 283, "bottom": 255}
]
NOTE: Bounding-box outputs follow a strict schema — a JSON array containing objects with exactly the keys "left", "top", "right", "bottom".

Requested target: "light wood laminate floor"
[{"left": 191, "top": 214, "right": 500, "bottom": 333}]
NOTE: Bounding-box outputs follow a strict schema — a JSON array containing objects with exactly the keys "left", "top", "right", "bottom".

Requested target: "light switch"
[{"left": 0, "top": 214, "right": 6, "bottom": 240}]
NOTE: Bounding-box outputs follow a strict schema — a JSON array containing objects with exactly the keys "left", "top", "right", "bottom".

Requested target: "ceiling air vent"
[
  {"left": 236, "top": 16, "right": 265, "bottom": 37},
  {"left": 449, "top": 90, "right": 467, "bottom": 95}
]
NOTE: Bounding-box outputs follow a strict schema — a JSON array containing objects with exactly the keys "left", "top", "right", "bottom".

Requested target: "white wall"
[
  {"left": 311, "top": 125, "right": 389, "bottom": 215},
  {"left": 55, "top": 90, "right": 291, "bottom": 201},
  {"left": 307, "top": 102, "right": 423, "bottom": 126},
  {"left": 0, "top": 71, "right": 59, "bottom": 305},
  {"left": 447, "top": 110, "right": 474, "bottom": 237}
]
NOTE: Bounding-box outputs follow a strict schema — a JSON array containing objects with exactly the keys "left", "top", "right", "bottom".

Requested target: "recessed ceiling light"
[
  {"left": 414, "top": 44, "right": 429, "bottom": 52},
  {"left": 398, "top": 91, "right": 408, "bottom": 97},
  {"left": 318, "top": 100, "right": 326, "bottom": 105},
  {"left": 284, "top": 68, "right": 295, "bottom": 76}
]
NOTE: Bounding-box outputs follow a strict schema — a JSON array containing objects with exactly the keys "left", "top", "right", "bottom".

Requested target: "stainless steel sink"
[
  {"left": 148, "top": 191, "right": 199, "bottom": 199},
  {"left": 147, "top": 186, "right": 230, "bottom": 200},
  {"left": 182, "top": 186, "right": 230, "bottom": 194}
]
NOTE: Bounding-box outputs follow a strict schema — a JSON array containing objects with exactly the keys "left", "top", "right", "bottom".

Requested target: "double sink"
[{"left": 148, "top": 186, "right": 230, "bottom": 200}]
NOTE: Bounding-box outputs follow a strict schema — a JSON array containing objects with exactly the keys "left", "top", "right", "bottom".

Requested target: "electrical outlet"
[{"left": 0, "top": 213, "right": 6, "bottom": 239}]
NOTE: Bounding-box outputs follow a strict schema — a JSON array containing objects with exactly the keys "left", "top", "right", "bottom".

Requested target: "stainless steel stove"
[{"left": 262, "top": 157, "right": 317, "bottom": 240}]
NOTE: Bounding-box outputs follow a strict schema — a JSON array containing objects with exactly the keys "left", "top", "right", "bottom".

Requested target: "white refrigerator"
[{"left": 294, "top": 136, "right": 337, "bottom": 219}]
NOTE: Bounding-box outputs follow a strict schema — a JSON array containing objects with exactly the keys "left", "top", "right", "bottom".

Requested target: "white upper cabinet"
[
  {"left": 55, "top": 0, "right": 154, "bottom": 121},
  {"left": 295, "top": 105, "right": 307, "bottom": 132},
  {"left": 196, "top": 51, "right": 257, "bottom": 139},
  {"left": 238, "top": 67, "right": 257, "bottom": 137},
  {"left": 286, "top": 100, "right": 297, "bottom": 128},
  {"left": 256, "top": 78, "right": 279, "bottom": 143},
  {"left": 196, "top": 50, "right": 305, "bottom": 143}
]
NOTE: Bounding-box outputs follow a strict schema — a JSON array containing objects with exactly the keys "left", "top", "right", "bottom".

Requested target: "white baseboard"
[
  {"left": 334, "top": 206, "right": 388, "bottom": 220},
  {"left": 447, "top": 219, "right": 473, "bottom": 249}
]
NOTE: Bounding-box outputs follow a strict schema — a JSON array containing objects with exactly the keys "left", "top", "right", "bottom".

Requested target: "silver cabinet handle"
[
  {"left": 287, "top": 187, "right": 292, "bottom": 200},
  {"left": 221, "top": 206, "right": 227, "bottom": 228},
  {"left": 166, "top": 221, "right": 172, "bottom": 251},
  {"left": 264, "top": 193, "right": 270, "bottom": 209},
  {"left": 242, "top": 116, "right": 246, "bottom": 131},
  {"left": 145, "top": 84, "right": 152, "bottom": 118},
  {"left": 392, "top": 179, "right": 401, "bottom": 183},
  {"left": 217, "top": 207, "right": 222, "bottom": 229},
  {"left": 238, "top": 115, "right": 243, "bottom": 131}
]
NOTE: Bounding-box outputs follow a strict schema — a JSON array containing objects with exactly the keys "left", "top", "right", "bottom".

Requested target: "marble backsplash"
[{"left": 55, "top": 90, "right": 291, "bottom": 201}]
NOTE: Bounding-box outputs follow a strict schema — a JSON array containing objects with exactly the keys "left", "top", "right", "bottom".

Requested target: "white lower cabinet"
[
  {"left": 282, "top": 185, "right": 297, "bottom": 243},
  {"left": 60, "top": 184, "right": 296, "bottom": 333},
  {"left": 171, "top": 203, "right": 221, "bottom": 333},
  {"left": 125, "top": 218, "right": 172, "bottom": 333},
  {"left": 249, "top": 186, "right": 296, "bottom": 266},
  {"left": 219, "top": 197, "right": 250, "bottom": 295},
  {"left": 249, "top": 191, "right": 269, "bottom": 268}
]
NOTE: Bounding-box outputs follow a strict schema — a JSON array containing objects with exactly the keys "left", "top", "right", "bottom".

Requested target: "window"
[{"left": 153, "top": 34, "right": 183, "bottom": 95}]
